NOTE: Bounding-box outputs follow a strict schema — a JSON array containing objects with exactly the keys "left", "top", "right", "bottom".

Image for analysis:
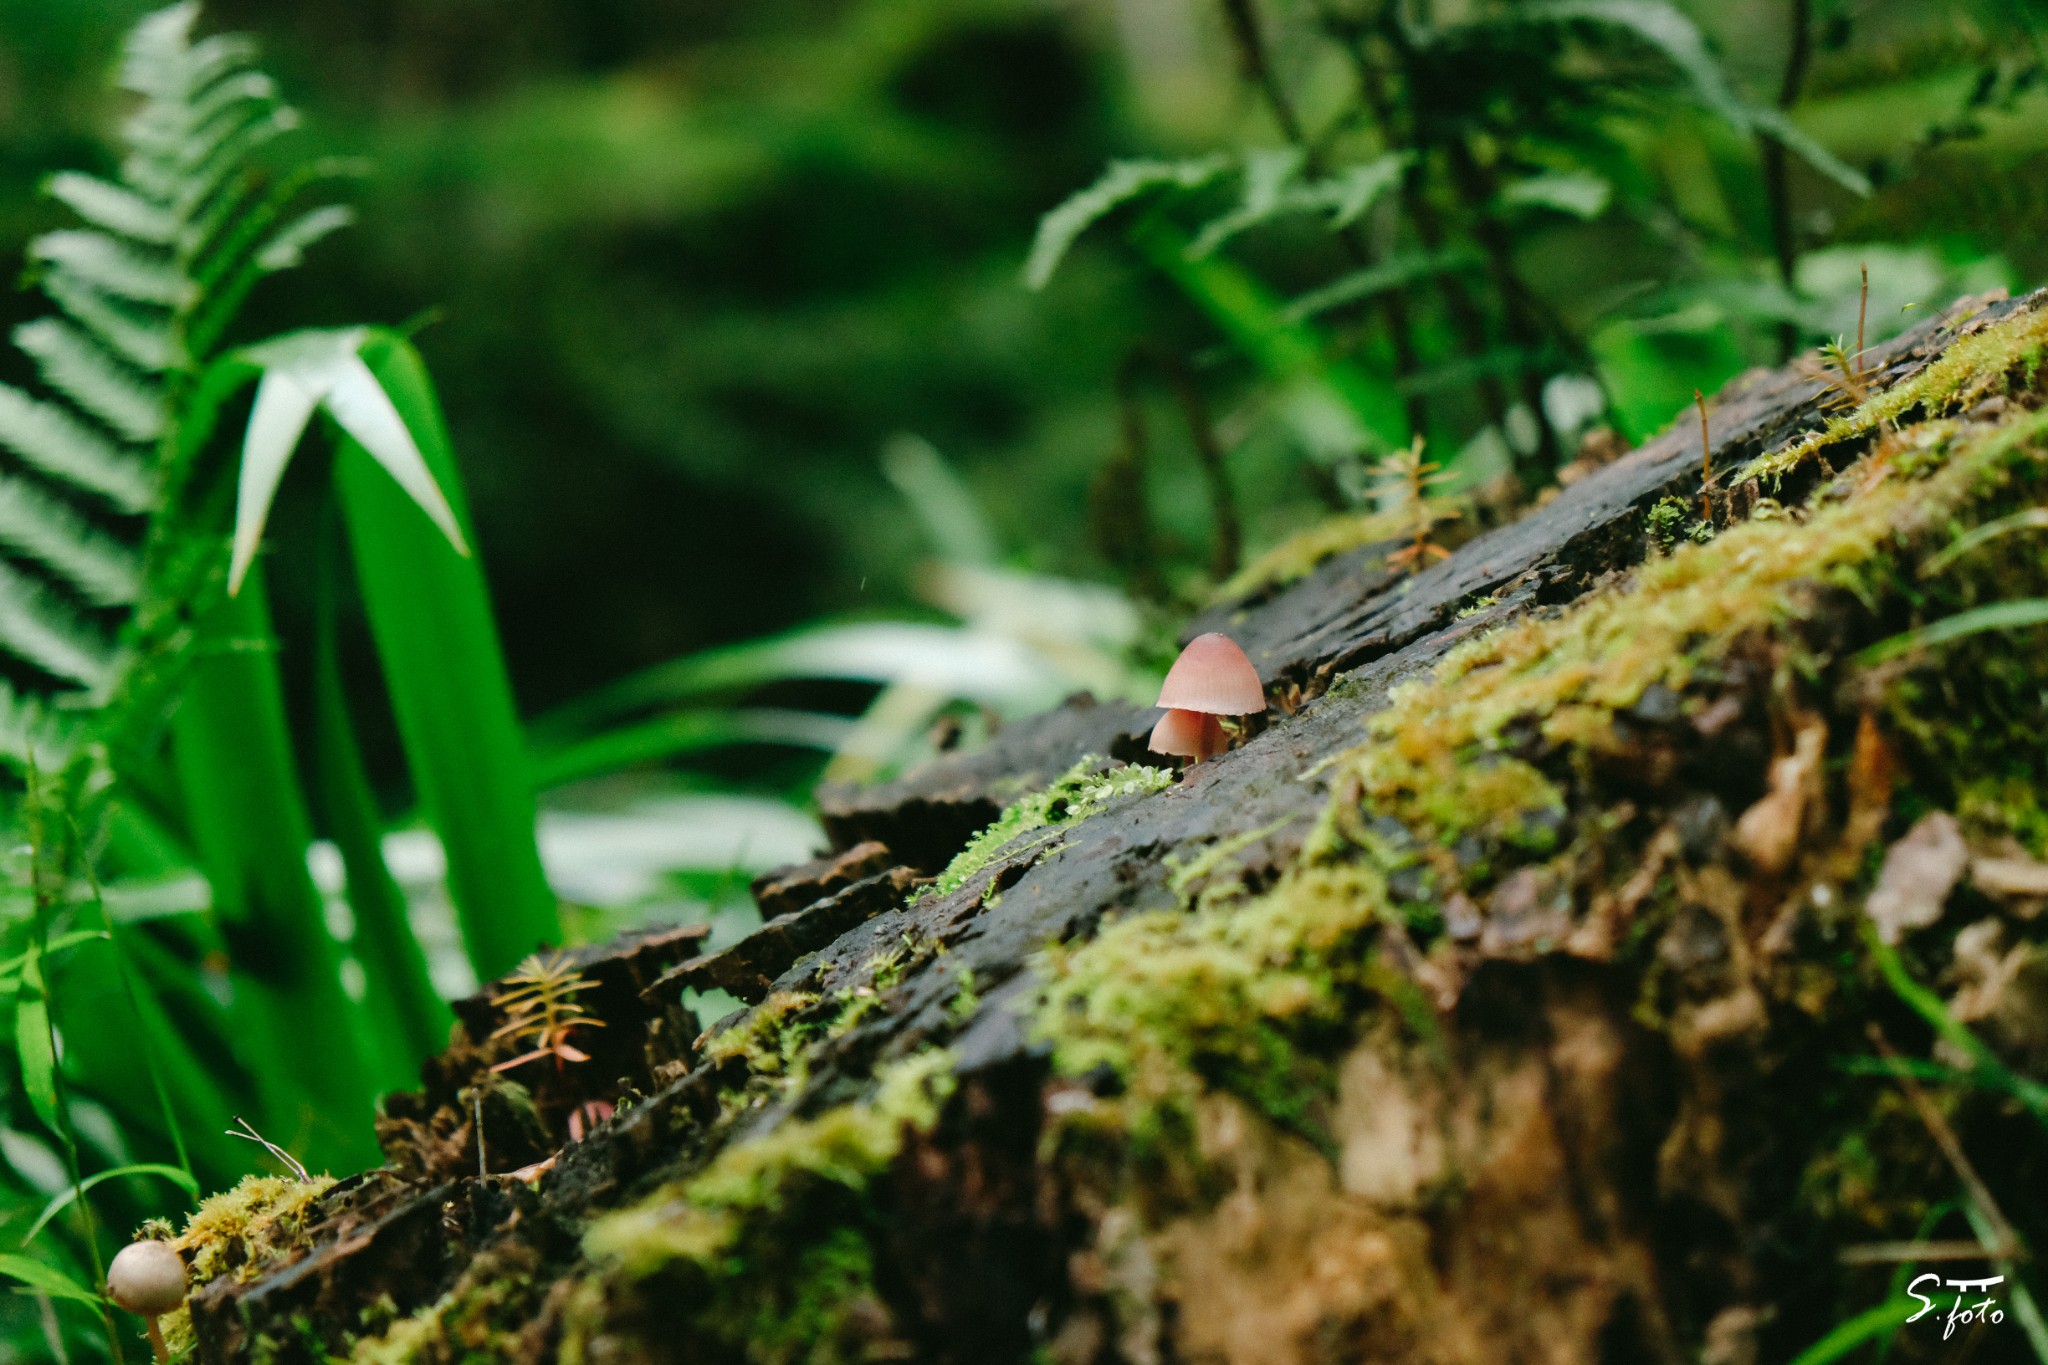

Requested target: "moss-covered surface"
[
  {"left": 560, "top": 1051, "right": 956, "bottom": 1365},
  {"left": 188, "top": 296, "right": 2048, "bottom": 1364},
  {"left": 930, "top": 757, "right": 1174, "bottom": 897},
  {"left": 159, "top": 1175, "right": 337, "bottom": 1357}
]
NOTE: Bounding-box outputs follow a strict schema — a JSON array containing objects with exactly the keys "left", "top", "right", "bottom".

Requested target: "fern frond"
[
  {"left": 0, "top": 387, "right": 154, "bottom": 513},
  {"left": 0, "top": 559, "right": 118, "bottom": 687},
  {"left": 39, "top": 270, "right": 180, "bottom": 372},
  {"left": 1024, "top": 155, "right": 1232, "bottom": 289},
  {"left": 45, "top": 173, "right": 177, "bottom": 244},
  {"left": 12, "top": 321, "right": 165, "bottom": 444},
  {"left": 27, "top": 231, "right": 191, "bottom": 308},
  {"left": 172, "top": 106, "right": 299, "bottom": 221},
  {"left": 0, "top": 477, "right": 142, "bottom": 606},
  {"left": 254, "top": 205, "right": 353, "bottom": 272}
]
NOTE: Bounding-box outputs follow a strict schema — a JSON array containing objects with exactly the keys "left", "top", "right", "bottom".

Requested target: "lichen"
[
  {"left": 931, "top": 757, "right": 1175, "bottom": 897},
  {"left": 157, "top": 1174, "right": 337, "bottom": 1357}
]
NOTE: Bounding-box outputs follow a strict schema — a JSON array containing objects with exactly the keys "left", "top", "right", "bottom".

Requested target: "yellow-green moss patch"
[
  {"left": 158, "top": 1174, "right": 337, "bottom": 1356},
  {"left": 1739, "top": 299, "right": 2048, "bottom": 485},
  {"left": 931, "top": 757, "right": 1174, "bottom": 897}
]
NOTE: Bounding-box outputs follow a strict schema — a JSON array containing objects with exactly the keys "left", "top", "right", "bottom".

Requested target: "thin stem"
[
  {"left": 1696, "top": 389, "right": 1712, "bottom": 520},
  {"left": 1765, "top": 0, "right": 1814, "bottom": 362},
  {"left": 64, "top": 814, "right": 193, "bottom": 1186},
  {"left": 1226, "top": 0, "right": 1429, "bottom": 435},
  {"left": 1158, "top": 355, "right": 1243, "bottom": 579}
]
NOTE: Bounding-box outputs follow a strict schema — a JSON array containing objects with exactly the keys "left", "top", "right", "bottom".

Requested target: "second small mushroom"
[{"left": 1148, "top": 632, "right": 1266, "bottom": 765}]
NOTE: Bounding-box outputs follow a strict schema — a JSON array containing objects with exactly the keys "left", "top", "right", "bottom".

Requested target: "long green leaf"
[
  {"left": 0, "top": 1253, "right": 101, "bottom": 1306},
  {"left": 1782, "top": 1298, "right": 1918, "bottom": 1365},
  {"left": 24, "top": 1164, "right": 198, "bottom": 1246},
  {"left": 15, "top": 939, "right": 62, "bottom": 1140},
  {"left": 335, "top": 331, "right": 557, "bottom": 979},
  {"left": 170, "top": 569, "right": 377, "bottom": 1168},
  {"left": 532, "top": 708, "right": 852, "bottom": 790},
  {"left": 1854, "top": 599, "right": 2048, "bottom": 667},
  {"left": 311, "top": 504, "right": 449, "bottom": 1075}
]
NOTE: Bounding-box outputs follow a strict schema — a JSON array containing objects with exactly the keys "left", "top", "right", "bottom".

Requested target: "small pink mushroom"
[{"left": 1148, "top": 633, "right": 1266, "bottom": 765}]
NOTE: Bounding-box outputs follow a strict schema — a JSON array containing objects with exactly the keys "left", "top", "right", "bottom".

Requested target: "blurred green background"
[{"left": 3, "top": 0, "right": 2042, "bottom": 779}]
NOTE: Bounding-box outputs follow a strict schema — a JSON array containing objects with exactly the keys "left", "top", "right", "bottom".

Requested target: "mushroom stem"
[{"left": 145, "top": 1316, "right": 169, "bottom": 1365}]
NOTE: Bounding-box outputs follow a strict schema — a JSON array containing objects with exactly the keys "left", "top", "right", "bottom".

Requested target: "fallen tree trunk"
[{"left": 156, "top": 290, "right": 2048, "bottom": 1365}]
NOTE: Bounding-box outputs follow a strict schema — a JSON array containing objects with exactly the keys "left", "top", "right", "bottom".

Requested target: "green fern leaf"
[
  {"left": 13, "top": 320, "right": 165, "bottom": 443},
  {"left": 45, "top": 172, "right": 177, "bottom": 244},
  {"left": 254, "top": 205, "right": 353, "bottom": 272},
  {"left": 0, "top": 386, "right": 153, "bottom": 513},
  {"left": 0, "top": 559, "right": 117, "bottom": 687},
  {"left": 172, "top": 106, "right": 299, "bottom": 220},
  {"left": 28, "top": 230, "right": 191, "bottom": 308},
  {"left": 1024, "top": 155, "right": 1232, "bottom": 289},
  {"left": 0, "top": 476, "right": 142, "bottom": 606},
  {"left": 39, "top": 269, "right": 180, "bottom": 372}
]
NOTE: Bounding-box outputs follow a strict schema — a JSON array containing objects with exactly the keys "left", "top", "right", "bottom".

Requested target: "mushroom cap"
[
  {"left": 1148, "top": 707, "right": 1225, "bottom": 761},
  {"left": 1157, "top": 633, "right": 1266, "bottom": 715},
  {"left": 107, "top": 1240, "right": 185, "bottom": 1316}
]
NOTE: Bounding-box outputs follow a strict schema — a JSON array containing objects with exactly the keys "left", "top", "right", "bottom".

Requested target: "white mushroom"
[{"left": 107, "top": 1240, "right": 184, "bottom": 1364}]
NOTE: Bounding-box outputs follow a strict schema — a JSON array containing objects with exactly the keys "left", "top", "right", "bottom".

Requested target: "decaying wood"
[{"left": 173, "top": 293, "right": 2048, "bottom": 1364}]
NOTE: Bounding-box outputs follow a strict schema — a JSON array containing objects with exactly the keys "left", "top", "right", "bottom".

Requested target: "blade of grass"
[
  {"left": 0, "top": 1254, "right": 100, "bottom": 1306},
  {"left": 530, "top": 708, "right": 851, "bottom": 790},
  {"left": 1963, "top": 1203, "right": 2048, "bottom": 1362},
  {"left": 1854, "top": 599, "right": 2048, "bottom": 667},
  {"left": 1863, "top": 920, "right": 2048, "bottom": 1127},
  {"left": 23, "top": 1164, "right": 197, "bottom": 1245},
  {"left": 310, "top": 498, "right": 449, "bottom": 1075},
  {"left": 333, "top": 332, "right": 556, "bottom": 979},
  {"left": 170, "top": 567, "right": 378, "bottom": 1169},
  {"left": 1783, "top": 1298, "right": 1919, "bottom": 1365},
  {"left": 69, "top": 815, "right": 194, "bottom": 1185}
]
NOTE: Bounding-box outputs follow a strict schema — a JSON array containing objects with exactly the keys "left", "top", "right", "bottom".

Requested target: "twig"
[
  {"left": 226, "top": 1117, "right": 311, "bottom": 1184},
  {"left": 1866, "top": 1026, "right": 2019, "bottom": 1258},
  {"left": 1696, "top": 389, "right": 1713, "bottom": 520},
  {"left": 1839, "top": 1240, "right": 2007, "bottom": 1265},
  {"left": 475, "top": 1092, "right": 487, "bottom": 1178}
]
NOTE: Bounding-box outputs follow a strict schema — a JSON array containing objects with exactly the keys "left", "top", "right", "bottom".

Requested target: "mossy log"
[{"left": 165, "top": 291, "right": 2048, "bottom": 1365}]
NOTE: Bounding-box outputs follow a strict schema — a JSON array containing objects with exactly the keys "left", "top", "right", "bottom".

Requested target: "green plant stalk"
[
  {"left": 311, "top": 502, "right": 450, "bottom": 1078},
  {"left": 1128, "top": 213, "right": 1409, "bottom": 455},
  {"left": 334, "top": 332, "right": 557, "bottom": 980},
  {"left": 170, "top": 568, "right": 377, "bottom": 1168}
]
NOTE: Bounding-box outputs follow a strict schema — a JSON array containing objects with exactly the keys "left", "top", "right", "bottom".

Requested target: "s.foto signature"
[{"left": 1907, "top": 1274, "right": 2006, "bottom": 1340}]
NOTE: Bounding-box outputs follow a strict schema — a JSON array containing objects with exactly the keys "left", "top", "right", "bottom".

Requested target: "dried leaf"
[
  {"left": 1731, "top": 719, "right": 1825, "bottom": 876},
  {"left": 1865, "top": 812, "right": 1968, "bottom": 944}
]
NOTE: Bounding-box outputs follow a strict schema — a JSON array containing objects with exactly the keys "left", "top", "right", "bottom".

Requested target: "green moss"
[
  {"left": 1031, "top": 315, "right": 2048, "bottom": 1192},
  {"left": 565, "top": 1051, "right": 954, "bottom": 1364},
  {"left": 347, "top": 1246, "right": 543, "bottom": 1364},
  {"left": 158, "top": 1174, "right": 337, "bottom": 1357},
  {"left": 931, "top": 757, "right": 1174, "bottom": 897},
  {"left": 1739, "top": 301, "right": 2048, "bottom": 485},
  {"left": 1032, "top": 861, "right": 1397, "bottom": 1151}
]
